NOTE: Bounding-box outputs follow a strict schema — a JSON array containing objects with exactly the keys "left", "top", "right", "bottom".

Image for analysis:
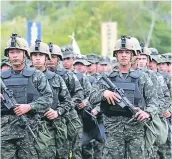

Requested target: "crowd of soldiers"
[{"left": 0, "top": 33, "right": 171, "bottom": 159}]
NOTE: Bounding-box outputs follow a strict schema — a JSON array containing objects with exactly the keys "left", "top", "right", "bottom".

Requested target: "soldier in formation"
[{"left": 1, "top": 33, "right": 171, "bottom": 159}]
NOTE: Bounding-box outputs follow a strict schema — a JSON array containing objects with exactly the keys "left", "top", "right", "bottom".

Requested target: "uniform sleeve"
[
  {"left": 57, "top": 75, "right": 72, "bottom": 114},
  {"left": 70, "top": 73, "right": 84, "bottom": 101},
  {"left": 29, "top": 71, "right": 53, "bottom": 112},
  {"left": 89, "top": 81, "right": 108, "bottom": 105},
  {"left": 140, "top": 73, "right": 159, "bottom": 117},
  {"left": 82, "top": 75, "right": 92, "bottom": 99}
]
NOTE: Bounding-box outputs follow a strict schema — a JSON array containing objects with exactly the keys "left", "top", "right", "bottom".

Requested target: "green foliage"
[{"left": 1, "top": 1, "right": 171, "bottom": 59}]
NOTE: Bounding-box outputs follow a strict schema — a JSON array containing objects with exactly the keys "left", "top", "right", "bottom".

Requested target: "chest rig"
[{"left": 101, "top": 71, "right": 143, "bottom": 117}]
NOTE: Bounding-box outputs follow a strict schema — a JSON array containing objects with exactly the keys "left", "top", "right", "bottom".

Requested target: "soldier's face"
[
  {"left": 97, "top": 64, "right": 104, "bottom": 73},
  {"left": 31, "top": 52, "right": 47, "bottom": 69},
  {"left": 158, "top": 63, "right": 168, "bottom": 72},
  {"left": 117, "top": 49, "right": 132, "bottom": 66},
  {"left": 46, "top": 54, "right": 59, "bottom": 70},
  {"left": 74, "top": 62, "right": 86, "bottom": 73},
  {"left": 86, "top": 63, "right": 97, "bottom": 74},
  {"left": 62, "top": 57, "right": 74, "bottom": 69},
  {"left": 8, "top": 49, "right": 25, "bottom": 66},
  {"left": 138, "top": 55, "right": 148, "bottom": 68},
  {"left": 148, "top": 60, "right": 157, "bottom": 71}
]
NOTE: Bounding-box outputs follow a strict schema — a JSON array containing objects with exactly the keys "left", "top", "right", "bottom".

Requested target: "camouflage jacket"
[
  {"left": 89, "top": 68, "right": 159, "bottom": 117},
  {"left": 44, "top": 69, "right": 72, "bottom": 115}
]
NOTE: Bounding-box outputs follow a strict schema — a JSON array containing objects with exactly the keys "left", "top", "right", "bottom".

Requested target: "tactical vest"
[
  {"left": 44, "top": 70, "right": 60, "bottom": 109},
  {"left": 88, "top": 75, "right": 97, "bottom": 85},
  {"left": 73, "top": 71, "right": 83, "bottom": 87},
  {"left": 101, "top": 71, "right": 143, "bottom": 117},
  {"left": 1, "top": 67, "right": 40, "bottom": 113},
  {"left": 55, "top": 68, "right": 70, "bottom": 89}
]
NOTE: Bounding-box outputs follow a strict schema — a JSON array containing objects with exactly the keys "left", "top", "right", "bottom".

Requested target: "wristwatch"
[{"left": 57, "top": 108, "right": 63, "bottom": 116}]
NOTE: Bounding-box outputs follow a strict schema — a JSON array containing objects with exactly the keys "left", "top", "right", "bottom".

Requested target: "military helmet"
[
  {"left": 150, "top": 55, "right": 159, "bottom": 63},
  {"left": 4, "top": 33, "right": 30, "bottom": 58},
  {"left": 162, "top": 53, "right": 172, "bottom": 64},
  {"left": 113, "top": 36, "right": 137, "bottom": 57},
  {"left": 48, "top": 42, "right": 63, "bottom": 60},
  {"left": 149, "top": 48, "right": 159, "bottom": 55},
  {"left": 29, "top": 40, "right": 51, "bottom": 60},
  {"left": 158, "top": 55, "right": 169, "bottom": 64},
  {"left": 130, "top": 37, "right": 142, "bottom": 54},
  {"left": 140, "top": 43, "right": 151, "bottom": 57},
  {"left": 61, "top": 45, "right": 76, "bottom": 59}
]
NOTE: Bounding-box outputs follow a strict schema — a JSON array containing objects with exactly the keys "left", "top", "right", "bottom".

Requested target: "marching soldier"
[{"left": 1, "top": 33, "right": 53, "bottom": 159}]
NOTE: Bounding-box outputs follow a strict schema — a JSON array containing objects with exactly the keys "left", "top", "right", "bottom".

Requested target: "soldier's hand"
[
  {"left": 91, "top": 109, "right": 98, "bottom": 116},
  {"left": 79, "top": 102, "right": 86, "bottom": 109},
  {"left": 44, "top": 108, "right": 58, "bottom": 120},
  {"left": 14, "top": 104, "right": 32, "bottom": 115},
  {"left": 134, "top": 107, "right": 150, "bottom": 121},
  {"left": 0, "top": 93, "right": 4, "bottom": 102},
  {"left": 103, "top": 90, "right": 121, "bottom": 105},
  {"left": 163, "top": 111, "right": 171, "bottom": 118}
]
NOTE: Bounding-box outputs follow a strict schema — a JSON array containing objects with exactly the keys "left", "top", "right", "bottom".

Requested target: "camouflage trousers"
[
  {"left": 38, "top": 117, "right": 68, "bottom": 159},
  {"left": 1, "top": 115, "right": 39, "bottom": 159},
  {"left": 66, "top": 109, "right": 82, "bottom": 159},
  {"left": 157, "top": 132, "right": 172, "bottom": 159},
  {"left": 102, "top": 115, "right": 145, "bottom": 159}
]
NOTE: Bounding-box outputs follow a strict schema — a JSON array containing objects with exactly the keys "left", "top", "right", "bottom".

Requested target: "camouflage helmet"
[
  {"left": 149, "top": 48, "right": 159, "bottom": 55},
  {"left": 29, "top": 40, "right": 51, "bottom": 60},
  {"left": 150, "top": 55, "right": 159, "bottom": 63},
  {"left": 161, "top": 53, "right": 172, "bottom": 63},
  {"left": 113, "top": 36, "right": 137, "bottom": 57},
  {"left": 130, "top": 37, "right": 141, "bottom": 54},
  {"left": 158, "top": 55, "right": 169, "bottom": 64},
  {"left": 4, "top": 33, "right": 29, "bottom": 58},
  {"left": 48, "top": 42, "right": 63, "bottom": 60}
]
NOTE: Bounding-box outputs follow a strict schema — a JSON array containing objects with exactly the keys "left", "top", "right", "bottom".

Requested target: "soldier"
[
  {"left": 162, "top": 53, "right": 172, "bottom": 74},
  {"left": 73, "top": 54, "right": 106, "bottom": 159},
  {"left": 149, "top": 54, "right": 171, "bottom": 159},
  {"left": 89, "top": 36, "right": 159, "bottom": 159},
  {"left": 47, "top": 43, "right": 83, "bottom": 159},
  {"left": 0, "top": 33, "right": 53, "bottom": 159},
  {"left": 74, "top": 55, "right": 90, "bottom": 74},
  {"left": 158, "top": 55, "right": 170, "bottom": 73},
  {"left": 29, "top": 40, "right": 72, "bottom": 159},
  {"left": 97, "top": 55, "right": 105, "bottom": 74},
  {"left": 86, "top": 54, "right": 100, "bottom": 84}
]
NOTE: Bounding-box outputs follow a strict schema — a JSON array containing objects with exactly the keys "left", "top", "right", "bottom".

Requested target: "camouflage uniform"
[
  {"left": 82, "top": 54, "right": 106, "bottom": 159},
  {"left": 29, "top": 41, "right": 72, "bottom": 159},
  {"left": 43, "top": 69, "right": 71, "bottom": 159},
  {"left": 89, "top": 68, "right": 158, "bottom": 159},
  {"left": 1, "top": 34, "right": 53, "bottom": 159},
  {"left": 1, "top": 68, "right": 53, "bottom": 159},
  {"left": 58, "top": 46, "right": 85, "bottom": 159},
  {"left": 89, "top": 36, "right": 159, "bottom": 159}
]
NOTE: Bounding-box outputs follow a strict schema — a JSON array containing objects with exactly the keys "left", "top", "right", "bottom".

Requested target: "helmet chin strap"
[{"left": 10, "top": 53, "right": 26, "bottom": 67}]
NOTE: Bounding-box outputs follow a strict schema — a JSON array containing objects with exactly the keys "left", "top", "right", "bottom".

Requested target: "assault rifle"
[
  {"left": 1, "top": 78, "right": 40, "bottom": 146},
  {"left": 101, "top": 75, "right": 154, "bottom": 133}
]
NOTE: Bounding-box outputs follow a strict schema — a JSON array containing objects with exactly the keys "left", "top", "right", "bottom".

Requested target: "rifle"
[
  {"left": 74, "top": 98, "right": 106, "bottom": 141},
  {"left": 1, "top": 78, "right": 40, "bottom": 146},
  {"left": 101, "top": 75, "right": 154, "bottom": 133}
]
